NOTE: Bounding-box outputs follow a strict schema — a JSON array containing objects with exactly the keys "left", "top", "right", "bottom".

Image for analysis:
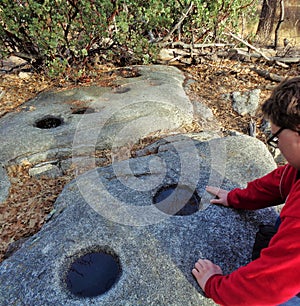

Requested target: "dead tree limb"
[
  {"left": 250, "top": 68, "right": 283, "bottom": 82},
  {"left": 225, "top": 31, "right": 271, "bottom": 61},
  {"left": 159, "top": 41, "right": 234, "bottom": 48}
]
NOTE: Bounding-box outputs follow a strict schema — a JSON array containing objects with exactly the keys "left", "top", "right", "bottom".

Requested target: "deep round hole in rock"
[
  {"left": 65, "top": 250, "right": 121, "bottom": 298},
  {"left": 34, "top": 116, "right": 63, "bottom": 129},
  {"left": 153, "top": 184, "right": 201, "bottom": 216}
]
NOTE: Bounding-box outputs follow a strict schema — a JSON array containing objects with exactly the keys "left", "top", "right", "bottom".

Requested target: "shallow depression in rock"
[
  {"left": 71, "top": 107, "right": 96, "bottom": 114},
  {"left": 153, "top": 184, "right": 201, "bottom": 216},
  {"left": 111, "top": 86, "right": 131, "bottom": 94},
  {"left": 65, "top": 251, "right": 121, "bottom": 298},
  {"left": 117, "top": 67, "right": 141, "bottom": 78}
]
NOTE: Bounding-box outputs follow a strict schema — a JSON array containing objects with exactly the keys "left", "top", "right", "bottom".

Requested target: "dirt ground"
[{"left": 0, "top": 52, "right": 299, "bottom": 262}]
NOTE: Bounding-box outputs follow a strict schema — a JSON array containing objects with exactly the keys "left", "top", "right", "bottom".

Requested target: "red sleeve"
[
  {"left": 227, "top": 165, "right": 288, "bottom": 210},
  {"left": 204, "top": 216, "right": 300, "bottom": 305}
]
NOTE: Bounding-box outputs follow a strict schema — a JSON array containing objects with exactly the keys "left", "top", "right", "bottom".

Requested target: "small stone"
[
  {"left": 232, "top": 89, "right": 260, "bottom": 116},
  {"left": 18, "top": 72, "right": 32, "bottom": 79},
  {"left": 193, "top": 101, "right": 214, "bottom": 121},
  {"left": 0, "top": 89, "right": 6, "bottom": 100},
  {"left": 158, "top": 48, "right": 176, "bottom": 61},
  {"left": 29, "top": 163, "right": 62, "bottom": 178}
]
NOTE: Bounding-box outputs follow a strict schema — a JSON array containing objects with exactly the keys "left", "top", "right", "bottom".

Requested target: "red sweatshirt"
[{"left": 204, "top": 164, "right": 300, "bottom": 305}]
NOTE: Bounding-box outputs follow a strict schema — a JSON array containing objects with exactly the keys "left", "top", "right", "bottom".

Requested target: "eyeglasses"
[
  {"left": 267, "top": 127, "right": 286, "bottom": 148},
  {"left": 267, "top": 127, "right": 300, "bottom": 148}
]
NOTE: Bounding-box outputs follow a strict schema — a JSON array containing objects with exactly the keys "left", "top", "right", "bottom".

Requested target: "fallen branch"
[
  {"left": 228, "top": 48, "right": 296, "bottom": 68},
  {"left": 250, "top": 68, "right": 284, "bottom": 82},
  {"left": 159, "top": 41, "right": 234, "bottom": 49},
  {"left": 272, "top": 57, "right": 300, "bottom": 64},
  {"left": 225, "top": 31, "right": 271, "bottom": 61}
]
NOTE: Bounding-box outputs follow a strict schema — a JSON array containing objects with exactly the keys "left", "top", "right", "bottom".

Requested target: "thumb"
[{"left": 210, "top": 198, "right": 222, "bottom": 204}]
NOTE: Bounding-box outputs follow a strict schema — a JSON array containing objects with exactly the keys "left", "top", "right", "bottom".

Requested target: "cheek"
[
  {"left": 278, "top": 141, "right": 291, "bottom": 158},
  {"left": 279, "top": 143, "right": 298, "bottom": 165}
]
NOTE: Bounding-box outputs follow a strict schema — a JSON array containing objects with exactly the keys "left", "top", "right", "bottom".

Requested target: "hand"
[
  {"left": 206, "top": 186, "right": 229, "bottom": 207},
  {"left": 192, "top": 259, "right": 223, "bottom": 291}
]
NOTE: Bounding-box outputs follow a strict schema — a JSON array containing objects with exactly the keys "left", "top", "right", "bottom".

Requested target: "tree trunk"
[
  {"left": 256, "top": 0, "right": 278, "bottom": 44},
  {"left": 274, "top": 0, "right": 285, "bottom": 49}
]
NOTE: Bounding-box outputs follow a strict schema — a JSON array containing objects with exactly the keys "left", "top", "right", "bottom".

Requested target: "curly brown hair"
[{"left": 262, "top": 76, "right": 300, "bottom": 130}]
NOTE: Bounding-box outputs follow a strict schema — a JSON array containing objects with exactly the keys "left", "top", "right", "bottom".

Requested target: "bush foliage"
[{"left": 0, "top": 0, "right": 258, "bottom": 74}]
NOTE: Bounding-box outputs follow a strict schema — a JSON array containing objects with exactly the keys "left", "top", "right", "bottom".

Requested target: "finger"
[
  {"left": 201, "top": 259, "right": 213, "bottom": 266},
  {"left": 192, "top": 268, "right": 200, "bottom": 277},
  {"left": 196, "top": 258, "right": 207, "bottom": 264},
  {"left": 206, "top": 186, "right": 219, "bottom": 196},
  {"left": 192, "top": 268, "right": 197, "bottom": 274},
  {"left": 196, "top": 258, "right": 210, "bottom": 268},
  {"left": 195, "top": 261, "right": 204, "bottom": 271}
]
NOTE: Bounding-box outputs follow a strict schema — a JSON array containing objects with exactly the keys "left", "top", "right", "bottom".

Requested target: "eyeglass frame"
[{"left": 267, "top": 127, "right": 300, "bottom": 148}]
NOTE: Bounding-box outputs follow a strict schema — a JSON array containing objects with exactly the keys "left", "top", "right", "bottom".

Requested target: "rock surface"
[
  {"left": 0, "top": 65, "right": 196, "bottom": 166},
  {"left": 0, "top": 135, "right": 278, "bottom": 305},
  {"left": 232, "top": 89, "right": 260, "bottom": 116},
  {"left": 0, "top": 65, "right": 281, "bottom": 305},
  {"left": 0, "top": 164, "right": 10, "bottom": 203}
]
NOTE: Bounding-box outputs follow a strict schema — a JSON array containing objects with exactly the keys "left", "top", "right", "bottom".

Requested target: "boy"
[{"left": 192, "top": 77, "right": 300, "bottom": 305}]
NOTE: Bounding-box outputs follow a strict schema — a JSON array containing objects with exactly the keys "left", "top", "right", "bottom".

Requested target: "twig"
[
  {"left": 249, "top": 119, "right": 256, "bottom": 137},
  {"left": 0, "top": 62, "right": 30, "bottom": 73},
  {"left": 161, "top": 2, "right": 194, "bottom": 42},
  {"left": 225, "top": 31, "right": 271, "bottom": 61},
  {"left": 168, "top": 55, "right": 184, "bottom": 63},
  {"left": 274, "top": 61, "right": 289, "bottom": 69}
]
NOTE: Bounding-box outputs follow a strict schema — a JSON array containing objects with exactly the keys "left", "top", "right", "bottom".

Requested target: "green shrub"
[{"left": 0, "top": 0, "right": 258, "bottom": 75}]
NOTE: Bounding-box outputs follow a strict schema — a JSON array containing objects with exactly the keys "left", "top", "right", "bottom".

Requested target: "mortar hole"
[
  {"left": 153, "top": 184, "right": 201, "bottom": 216},
  {"left": 65, "top": 251, "right": 121, "bottom": 298},
  {"left": 34, "top": 116, "right": 63, "bottom": 129}
]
